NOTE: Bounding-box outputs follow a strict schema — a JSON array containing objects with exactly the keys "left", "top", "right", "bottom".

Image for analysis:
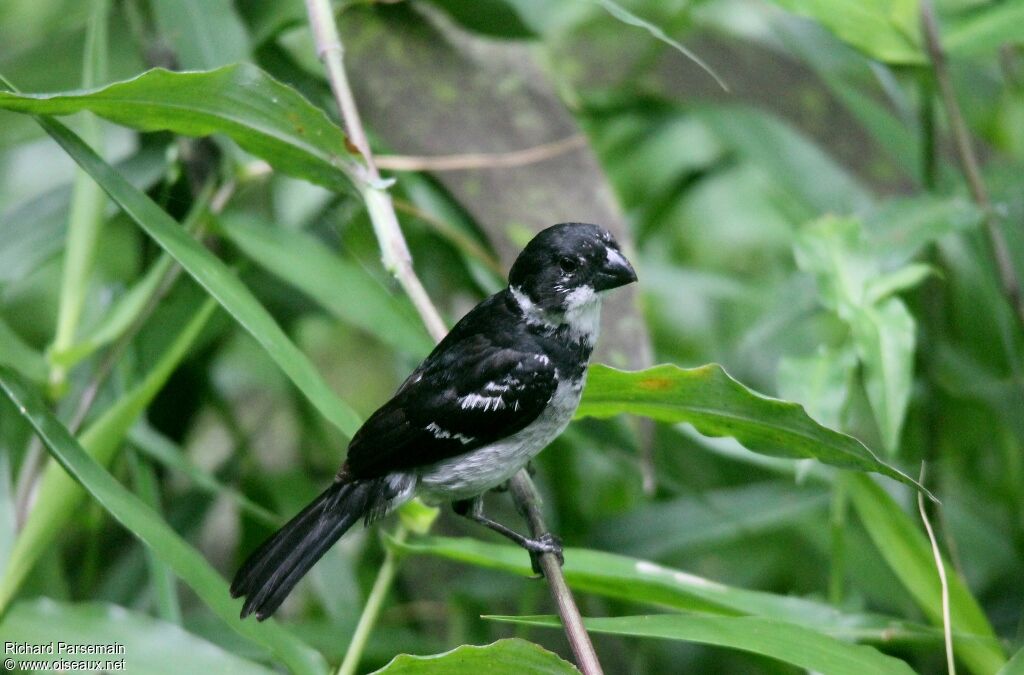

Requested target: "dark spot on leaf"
[{"left": 344, "top": 136, "right": 362, "bottom": 157}]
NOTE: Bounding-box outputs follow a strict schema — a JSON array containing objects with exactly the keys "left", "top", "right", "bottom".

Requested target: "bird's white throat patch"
[{"left": 511, "top": 285, "right": 601, "bottom": 343}]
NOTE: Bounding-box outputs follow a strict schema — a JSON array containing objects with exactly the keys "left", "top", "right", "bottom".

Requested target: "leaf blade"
[
  {"left": 0, "top": 367, "right": 328, "bottom": 675},
  {"left": 0, "top": 65, "right": 358, "bottom": 193},
  {"left": 488, "top": 614, "right": 916, "bottom": 675},
  {"left": 32, "top": 115, "right": 362, "bottom": 437},
  {"left": 578, "top": 363, "right": 930, "bottom": 495}
]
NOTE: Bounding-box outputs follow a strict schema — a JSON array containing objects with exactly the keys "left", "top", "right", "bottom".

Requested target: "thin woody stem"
[
  {"left": 920, "top": 0, "right": 1024, "bottom": 331},
  {"left": 303, "top": 1, "right": 604, "bottom": 673}
]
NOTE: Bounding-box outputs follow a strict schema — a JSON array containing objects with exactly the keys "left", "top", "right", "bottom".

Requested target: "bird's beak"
[{"left": 593, "top": 246, "right": 638, "bottom": 291}]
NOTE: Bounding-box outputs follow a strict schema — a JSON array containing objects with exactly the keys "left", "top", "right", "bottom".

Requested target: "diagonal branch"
[
  {"left": 920, "top": 0, "right": 1024, "bottom": 331},
  {"left": 375, "top": 135, "right": 586, "bottom": 172},
  {"left": 303, "top": 1, "right": 604, "bottom": 673}
]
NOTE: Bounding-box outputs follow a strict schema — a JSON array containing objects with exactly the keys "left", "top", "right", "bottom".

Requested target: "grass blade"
[
  {"left": 0, "top": 367, "right": 328, "bottom": 675},
  {"left": 32, "top": 115, "right": 362, "bottom": 437},
  {"left": 48, "top": 0, "right": 109, "bottom": 395},
  {"left": 488, "top": 614, "right": 916, "bottom": 675},
  {"left": 0, "top": 296, "right": 218, "bottom": 612},
  {"left": 394, "top": 535, "right": 943, "bottom": 644},
  {"left": 217, "top": 214, "right": 433, "bottom": 358}
]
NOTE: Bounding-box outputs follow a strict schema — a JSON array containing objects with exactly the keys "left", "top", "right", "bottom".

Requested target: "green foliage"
[
  {"left": 579, "top": 363, "right": 927, "bottom": 493},
  {"left": 1, "top": 0, "right": 1021, "bottom": 673},
  {"left": 0, "top": 367, "right": 328, "bottom": 675},
  {"left": 1, "top": 599, "right": 276, "bottom": 674},
  {"left": 370, "top": 639, "right": 577, "bottom": 674},
  {"left": 490, "top": 614, "right": 916, "bottom": 675},
  {"left": 0, "top": 65, "right": 359, "bottom": 193}
]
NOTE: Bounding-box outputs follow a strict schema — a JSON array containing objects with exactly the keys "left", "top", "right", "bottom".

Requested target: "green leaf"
[
  {"left": 32, "top": 115, "right": 363, "bottom": 437},
  {"left": 128, "top": 422, "right": 280, "bottom": 527},
  {"left": 578, "top": 363, "right": 930, "bottom": 496},
  {"left": 127, "top": 450, "right": 182, "bottom": 624},
  {"left": 151, "top": 0, "right": 250, "bottom": 70},
  {"left": 0, "top": 296, "right": 218, "bottom": 612},
  {"left": 370, "top": 638, "right": 577, "bottom": 674},
  {"left": 217, "top": 213, "right": 433, "bottom": 358},
  {"left": 999, "top": 645, "right": 1024, "bottom": 675},
  {"left": 794, "top": 216, "right": 871, "bottom": 311},
  {"left": 50, "top": 251, "right": 174, "bottom": 368},
  {"left": 395, "top": 536, "right": 943, "bottom": 643},
  {"left": 863, "top": 196, "right": 982, "bottom": 267},
  {"left": 945, "top": 1, "right": 1024, "bottom": 56},
  {"left": 846, "top": 473, "right": 1006, "bottom": 675},
  {"left": 778, "top": 345, "right": 858, "bottom": 429},
  {"left": 600, "top": 481, "right": 830, "bottom": 559},
  {"left": 0, "top": 599, "right": 277, "bottom": 675},
  {"left": 0, "top": 453, "right": 13, "bottom": 581},
  {"left": 864, "top": 264, "right": 935, "bottom": 306},
  {"left": 849, "top": 299, "right": 916, "bottom": 453},
  {"left": 767, "top": 0, "right": 924, "bottom": 64},
  {"left": 0, "top": 367, "right": 328, "bottom": 675},
  {"left": 0, "top": 65, "right": 358, "bottom": 193},
  {"left": 488, "top": 614, "right": 916, "bottom": 675},
  {"left": 0, "top": 317, "right": 47, "bottom": 382},
  {"left": 0, "top": 147, "right": 168, "bottom": 285},
  {"left": 48, "top": 0, "right": 109, "bottom": 395}
]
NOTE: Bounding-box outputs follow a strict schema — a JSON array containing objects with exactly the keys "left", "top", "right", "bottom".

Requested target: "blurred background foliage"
[{"left": 0, "top": 0, "right": 1023, "bottom": 673}]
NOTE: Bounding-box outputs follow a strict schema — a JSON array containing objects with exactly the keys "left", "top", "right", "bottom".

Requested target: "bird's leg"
[{"left": 452, "top": 496, "right": 563, "bottom": 575}]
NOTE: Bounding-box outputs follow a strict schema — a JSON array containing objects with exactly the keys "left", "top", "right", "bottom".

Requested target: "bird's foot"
[{"left": 524, "top": 532, "right": 563, "bottom": 577}]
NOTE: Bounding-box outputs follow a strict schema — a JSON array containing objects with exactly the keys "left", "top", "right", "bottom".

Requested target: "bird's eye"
[{"left": 559, "top": 257, "right": 578, "bottom": 273}]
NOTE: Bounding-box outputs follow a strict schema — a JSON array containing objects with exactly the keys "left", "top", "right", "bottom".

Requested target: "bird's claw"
[{"left": 526, "top": 532, "right": 563, "bottom": 577}]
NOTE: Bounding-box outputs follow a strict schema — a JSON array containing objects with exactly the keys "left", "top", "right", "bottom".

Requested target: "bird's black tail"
[{"left": 231, "top": 478, "right": 378, "bottom": 620}]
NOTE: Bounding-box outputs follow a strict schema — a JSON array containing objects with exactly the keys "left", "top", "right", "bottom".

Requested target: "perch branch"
[
  {"left": 509, "top": 472, "right": 605, "bottom": 675},
  {"left": 920, "top": 0, "right": 1024, "bottom": 331},
  {"left": 303, "top": 2, "right": 604, "bottom": 673}
]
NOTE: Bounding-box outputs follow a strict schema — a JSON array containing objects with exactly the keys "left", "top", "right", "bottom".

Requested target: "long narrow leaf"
[
  {"left": 0, "top": 296, "right": 217, "bottom": 611},
  {"left": 489, "top": 614, "right": 916, "bottom": 675},
  {"left": 1, "top": 599, "right": 277, "bottom": 675},
  {"left": 0, "top": 65, "right": 358, "bottom": 193},
  {"left": 578, "top": 364, "right": 930, "bottom": 496},
  {"left": 394, "top": 536, "right": 942, "bottom": 644},
  {"left": 0, "top": 367, "right": 327, "bottom": 675},
  {"left": 218, "top": 214, "right": 433, "bottom": 358},
  {"left": 32, "top": 115, "right": 362, "bottom": 437}
]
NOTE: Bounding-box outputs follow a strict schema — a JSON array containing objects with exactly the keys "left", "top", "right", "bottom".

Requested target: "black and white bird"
[{"left": 231, "top": 222, "right": 637, "bottom": 620}]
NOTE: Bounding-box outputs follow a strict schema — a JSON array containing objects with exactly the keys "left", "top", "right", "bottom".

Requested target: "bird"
[{"left": 230, "top": 222, "right": 638, "bottom": 620}]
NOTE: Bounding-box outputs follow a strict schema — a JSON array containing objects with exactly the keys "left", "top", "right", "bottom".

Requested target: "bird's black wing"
[{"left": 344, "top": 333, "right": 558, "bottom": 478}]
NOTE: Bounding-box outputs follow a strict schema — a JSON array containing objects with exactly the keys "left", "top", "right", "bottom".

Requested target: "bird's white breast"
[{"left": 416, "top": 374, "right": 586, "bottom": 501}]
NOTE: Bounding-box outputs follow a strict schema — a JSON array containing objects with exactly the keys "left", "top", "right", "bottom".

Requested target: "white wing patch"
[
  {"left": 425, "top": 422, "right": 475, "bottom": 444},
  {"left": 458, "top": 392, "right": 506, "bottom": 412}
]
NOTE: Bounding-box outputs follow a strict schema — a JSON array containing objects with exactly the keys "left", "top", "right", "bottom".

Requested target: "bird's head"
[{"left": 508, "top": 223, "right": 637, "bottom": 319}]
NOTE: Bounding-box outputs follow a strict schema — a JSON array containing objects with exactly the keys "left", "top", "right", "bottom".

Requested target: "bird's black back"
[{"left": 343, "top": 289, "right": 591, "bottom": 478}]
